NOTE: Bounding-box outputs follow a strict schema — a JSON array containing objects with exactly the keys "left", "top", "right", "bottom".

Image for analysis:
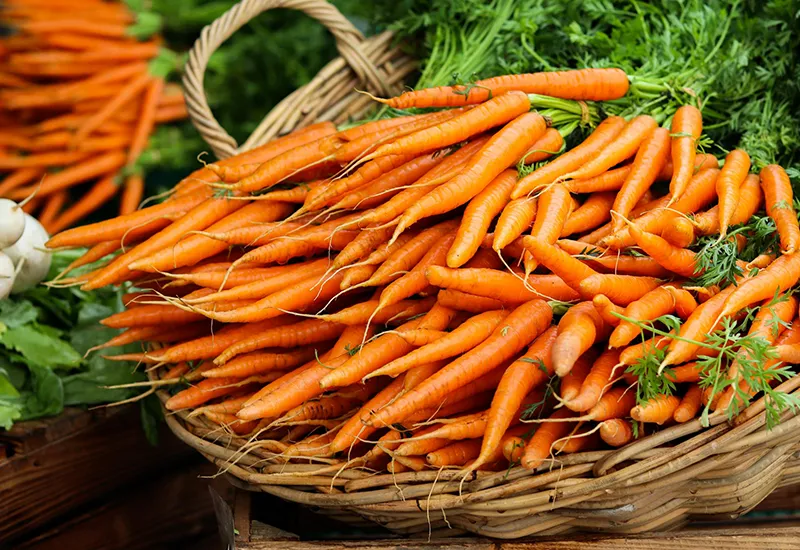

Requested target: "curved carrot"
[
  {"left": 591, "top": 295, "right": 624, "bottom": 327},
  {"left": 611, "top": 126, "right": 671, "bottom": 231},
  {"left": 520, "top": 407, "right": 576, "bottom": 469},
  {"left": 425, "top": 266, "right": 579, "bottom": 303},
  {"left": 668, "top": 105, "right": 703, "bottom": 200},
  {"left": 380, "top": 68, "right": 629, "bottom": 109},
  {"left": 555, "top": 239, "right": 671, "bottom": 278},
  {"left": 436, "top": 289, "right": 506, "bottom": 313},
  {"left": 525, "top": 183, "right": 572, "bottom": 273},
  {"left": 715, "top": 149, "right": 751, "bottom": 237},
  {"left": 448, "top": 170, "right": 518, "bottom": 267},
  {"left": 718, "top": 253, "right": 800, "bottom": 321},
  {"left": 426, "top": 439, "right": 482, "bottom": 467},
  {"left": 560, "top": 192, "right": 616, "bottom": 237},
  {"left": 552, "top": 301, "right": 607, "bottom": 376},
  {"left": 610, "top": 286, "right": 680, "bottom": 348},
  {"left": 761, "top": 164, "right": 800, "bottom": 254},
  {"left": 493, "top": 197, "right": 537, "bottom": 251},
  {"left": 631, "top": 394, "right": 680, "bottom": 424},
  {"left": 522, "top": 239, "right": 598, "bottom": 294},
  {"left": 693, "top": 173, "right": 762, "bottom": 236},
  {"left": 370, "top": 91, "right": 531, "bottom": 160},
  {"left": 599, "top": 419, "right": 634, "bottom": 447},
  {"left": 560, "top": 350, "right": 595, "bottom": 402},
  {"left": 392, "top": 112, "right": 547, "bottom": 238},
  {"left": 512, "top": 116, "right": 626, "bottom": 199},
  {"left": 578, "top": 273, "right": 662, "bottom": 306},
  {"left": 673, "top": 385, "right": 703, "bottom": 423},
  {"left": 628, "top": 224, "right": 699, "bottom": 278},
  {"left": 564, "top": 348, "right": 621, "bottom": 412},
  {"left": 657, "top": 213, "right": 695, "bottom": 248},
  {"left": 520, "top": 127, "right": 564, "bottom": 164},
  {"left": 201, "top": 348, "right": 318, "bottom": 379}
]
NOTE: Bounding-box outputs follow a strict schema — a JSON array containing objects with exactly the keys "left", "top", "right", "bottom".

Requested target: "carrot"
[
  {"left": 0, "top": 167, "right": 44, "bottom": 196},
  {"left": 341, "top": 264, "right": 376, "bottom": 290},
  {"left": 692, "top": 174, "right": 763, "bottom": 236},
  {"left": 520, "top": 127, "right": 564, "bottom": 164},
  {"left": 560, "top": 116, "right": 658, "bottom": 182},
  {"left": 322, "top": 297, "right": 437, "bottom": 327},
  {"left": 425, "top": 266, "right": 579, "bottom": 303},
  {"left": 48, "top": 176, "right": 119, "bottom": 233},
  {"left": 565, "top": 349, "right": 621, "bottom": 412},
  {"left": 520, "top": 407, "right": 576, "bottom": 469},
  {"left": 448, "top": 170, "right": 518, "bottom": 267},
  {"left": 610, "top": 286, "right": 682, "bottom": 348},
  {"left": 126, "top": 77, "right": 163, "bottom": 166},
  {"left": 395, "top": 429, "right": 450, "bottom": 458},
  {"left": 591, "top": 295, "right": 624, "bottom": 327},
  {"left": 426, "top": 439, "right": 482, "bottom": 467},
  {"left": 715, "top": 149, "right": 751, "bottom": 237},
  {"left": 392, "top": 112, "right": 547, "bottom": 238},
  {"left": 611, "top": 127, "right": 671, "bottom": 231},
  {"left": 380, "top": 68, "right": 630, "bottom": 109},
  {"left": 525, "top": 183, "right": 573, "bottom": 273},
  {"left": 566, "top": 166, "right": 632, "bottom": 194},
  {"left": 127, "top": 201, "right": 292, "bottom": 273},
  {"left": 10, "top": 150, "right": 126, "bottom": 200},
  {"left": 119, "top": 172, "right": 144, "bottom": 215},
  {"left": 512, "top": 116, "right": 627, "bottom": 199},
  {"left": 657, "top": 213, "right": 695, "bottom": 248},
  {"left": 166, "top": 377, "right": 255, "bottom": 411},
  {"left": 560, "top": 192, "right": 616, "bottom": 237},
  {"left": 661, "top": 284, "right": 737, "bottom": 369},
  {"left": 396, "top": 329, "right": 447, "bottom": 347},
  {"left": 559, "top": 350, "right": 595, "bottom": 402},
  {"left": 73, "top": 72, "right": 152, "bottom": 143},
  {"left": 578, "top": 273, "right": 662, "bottom": 306},
  {"left": 718, "top": 253, "right": 800, "bottom": 322},
  {"left": 552, "top": 301, "right": 607, "bottom": 376},
  {"left": 761, "top": 165, "right": 800, "bottom": 254},
  {"left": 38, "top": 190, "right": 67, "bottom": 232},
  {"left": 599, "top": 419, "right": 634, "bottom": 447},
  {"left": 369, "top": 91, "right": 531, "bottom": 160},
  {"left": 631, "top": 394, "right": 680, "bottom": 424},
  {"left": 673, "top": 385, "right": 703, "bottom": 423},
  {"left": 201, "top": 348, "right": 319, "bottom": 379},
  {"left": 552, "top": 424, "right": 600, "bottom": 453},
  {"left": 368, "top": 300, "right": 552, "bottom": 428},
  {"left": 668, "top": 105, "right": 703, "bottom": 201},
  {"left": 493, "top": 197, "right": 537, "bottom": 251},
  {"left": 172, "top": 260, "right": 327, "bottom": 292},
  {"left": 0, "top": 150, "right": 90, "bottom": 172},
  {"left": 436, "top": 289, "right": 506, "bottom": 313},
  {"left": 365, "top": 310, "right": 508, "bottom": 380},
  {"left": 555, "top": 239, "right": 671, "bottom": 278},
  {"left": 522, "top": 239, "right": 598, "bottom": 294}
]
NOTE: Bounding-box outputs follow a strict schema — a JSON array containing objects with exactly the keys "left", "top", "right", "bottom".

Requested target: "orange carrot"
[
  {"left": 560, "top": 192, "right": 616, "bottom": 237},
  {"left": 425, "top": 266, "right": 579, "bottom": 303},
  {"left": 715, "top": 149, "right": 751, "bottom": 237},
  {"left": 369, "top": 91, "right": 531, "bottom": 160},
  {"left": 559, "top": 350, "right": 595, "bottom": 402},
  {"left": 631, "top": 394, "right": 680, "bottom": 424},
  {"left": 519, "top": 127, "right": 564, "bottom": 164},
  {"left": 201, "top": 348, "right": 319, "bottom": 379},
  {"left": 525, "top": 183, "right": 572, "bottom": 273},
  {"left": 552, "top": 301, "right": 607, "bottom": 376},
  {"left": 578, "top": 274, "right": 662, "bottom": 306},
  {"left": 693, "top": 174, "right": 763, "bottom": 236},
  {"left": 668, "top": 105, "right": 703, "bottom": 201},
  {"left": 522, "top": 239, "right": 598, "bottom": 294},
  {"left": 448, "top": 169, "right": 518, "bottom": 267},
  {"left": 520, "top": 407, "right": 576, "bottom": 469},
  {"left": 126, "top": 77, "right": 163, "bottom": 166},
  {"left": 611, "top": 127, "right": 671, "bottom": 231},
  {"left": 436, "top": 289, "right": 506, "bottom": 313},
  {"left": 591, "top": 294, "right": 624, "bottom": 327},
  {"left": 119, "top": 172, "right": 144, "bottom": 215},
  {"left": 610, "top": 286, "right": 680, "bottom": 348},
  {"left": 493, "top": 197, "right": 537, "bottom": 251},
  {"left": 48, "top": 176, "right": 118, "bottom": 233},
  {"left": 73, "top": 72, "right": 152, "bottom": 142},
  {"left": 673, "top": 385, "right": 703, "bottom": 423},
  {"left": 599, "top": 419, "right": 634, "bottom": 447},
  {"left": 761, "top": 164, "right": 800, "bottom": 254}
]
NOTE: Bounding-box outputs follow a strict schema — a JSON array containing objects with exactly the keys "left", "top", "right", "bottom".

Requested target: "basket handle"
[{"left": 182, "top": 0, "right": 394, "bottom": 160}]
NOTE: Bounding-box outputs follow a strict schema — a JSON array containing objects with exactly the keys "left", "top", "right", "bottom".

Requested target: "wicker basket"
[{"left": 158, "top": 0, "right": 800, "bottom": 539}]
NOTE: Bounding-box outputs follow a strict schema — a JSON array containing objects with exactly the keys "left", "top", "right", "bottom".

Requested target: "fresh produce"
[
  {"left": 0, "top": 0, "right": 188, "bottom": 232},
  {"left": 43, "top": 67, "right": 800, "bottom": 474},
  {"left": 0, "top": 249, "right": 156, "bottom": 433},
  {"left": 4, "top": 213, "right": 52, "bottom": 294},
  {"left": 0, "top": 198, "right": 26, "bottom": 249}
]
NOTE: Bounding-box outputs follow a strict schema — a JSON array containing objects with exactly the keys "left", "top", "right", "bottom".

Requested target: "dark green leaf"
[{"left": 0, "top": 325, "right": 83, "bottom": 370}]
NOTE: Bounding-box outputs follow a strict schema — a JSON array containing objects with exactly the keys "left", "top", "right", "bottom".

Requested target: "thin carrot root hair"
[{"left": 549, "top": 422, "right": 602, "bottom": 453}]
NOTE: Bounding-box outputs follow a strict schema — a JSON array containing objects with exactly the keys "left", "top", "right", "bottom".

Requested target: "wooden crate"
[
  {"left": 229, "top": 486, "right": 800, "bottom": 550},
  {"left": 0, "top": 406, "right": 224, "bottom": 549}
]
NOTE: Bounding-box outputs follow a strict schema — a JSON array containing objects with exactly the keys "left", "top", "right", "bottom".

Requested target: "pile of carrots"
[
  {"left": 0, "top": 0, "right": 187, "bottom": 233},
  {"left": 46, "top": 67, "right": 800, "bottom": 474}
]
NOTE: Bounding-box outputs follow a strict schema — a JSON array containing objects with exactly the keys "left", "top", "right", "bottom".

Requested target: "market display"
[
  {"left": 0, "top": 0, "right": 188, "bottom": 232},
  {"left": 43, "top": 65, "right": 800, "bottom": 475}
]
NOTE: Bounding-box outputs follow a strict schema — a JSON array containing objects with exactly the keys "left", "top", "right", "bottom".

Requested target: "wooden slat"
[
  {"left": 0, "top": 406, "right": 196, "bottom": 544},
  {"left": 18, "top": 460, "right": 223, "bottom": 550}
]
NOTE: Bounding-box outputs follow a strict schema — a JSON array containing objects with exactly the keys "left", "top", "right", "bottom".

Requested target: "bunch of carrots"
[
  {"left": 45, "top": 67, "right": 800, "bottom": 474},
  {"left": 0, "top": 0, "right": 187, "bottom": 233}
]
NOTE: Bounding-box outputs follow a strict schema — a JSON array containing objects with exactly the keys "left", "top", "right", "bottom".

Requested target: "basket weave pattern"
[{"left": 170, "top": 0, "right": 800, "bottom": 538}]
